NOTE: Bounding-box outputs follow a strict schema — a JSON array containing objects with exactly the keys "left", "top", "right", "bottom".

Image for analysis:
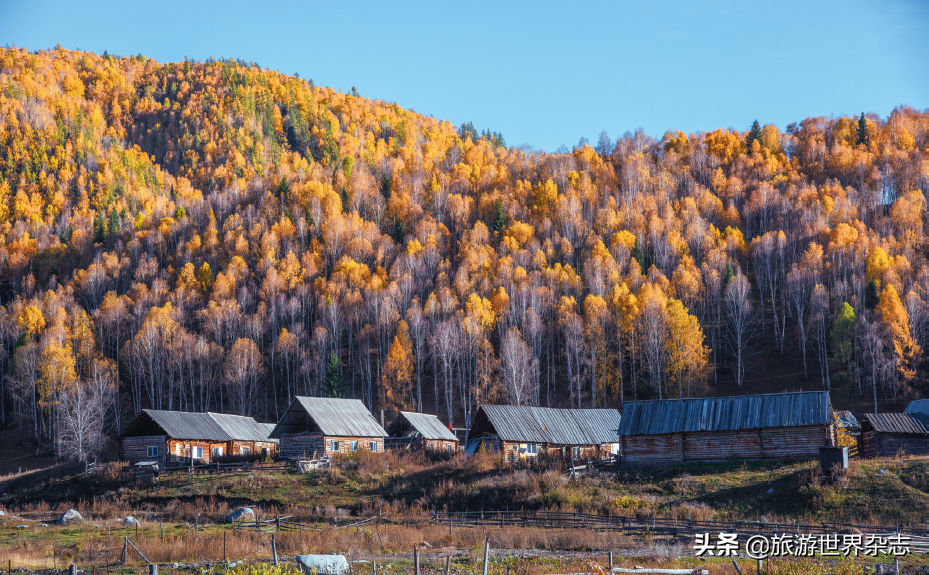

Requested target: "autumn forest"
[{"left": 0, "top": 47, "right": 927, "bottom": 461}]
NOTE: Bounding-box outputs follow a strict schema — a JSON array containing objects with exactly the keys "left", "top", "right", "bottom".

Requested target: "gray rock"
[
  {"left": 225, "top": 507, "right": 255, "bottom": 523},
  {"left": 876, "top": 469, "right": 886, "bottom": 475},
  {"left": 15, "top": 525, "right": 27, "bottom": 529},
  {"left": 766, "top": 488, "right": 774, "bottom": 494},
  {"left": 295, "top": 554, "right": 349, "bottom": 575},
  {"left": 57, "top": 509, "right": 82, "bottom": 525},
  {"left": 123, "top": 516, "right": 140, "bottom": 527}
]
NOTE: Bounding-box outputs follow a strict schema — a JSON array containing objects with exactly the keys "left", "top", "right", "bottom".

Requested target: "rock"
[
  {"left": 0, "top": 510, "right": 6, "bottom": 515},
  {"left": 295, "top": 554, "right": 349, "bottom": 575},
  {"left": 123, "top": 516, "right": 140, "bottom": 527},
  {"left": 767, "top": 488, "right": 774, "bottom": 494},
  {"left": 15, "top": 525, "right": 27, "bottom": 529},
  {"left": 225, "top": 507, "right": 254, "bottom": 523},
  {"left": 876, "top": 469, "right": 886, "bottom": 475},
  {"left": 57, "top": 509, "right": 82, "bottom": 525},
  {"left": 40, "top": 524, "right": 48, "bottom": 527},
  {"left": 226, "top": 563, "right": 236, "bottom": 569},
  {"left": 172, "top": 564, "right": 181, "bottom": 569}
]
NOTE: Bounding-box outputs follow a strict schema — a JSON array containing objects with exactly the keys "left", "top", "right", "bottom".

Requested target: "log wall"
[
  {"left": 873, "top": 433, "right": 929, "bottom": 457},
  {"left": 280, "top": 433, "right": 383, "bottom": 458},
  {"left": 622, "top": 424, "right": 833, "bottom": 465},
  {"left": 120, "top": 435, "right": 167, "bottom": 466}
]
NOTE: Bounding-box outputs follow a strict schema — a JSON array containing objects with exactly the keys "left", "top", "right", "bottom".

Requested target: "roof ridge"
[{"left": 622, "top": 391, "right": 828, "bottom": 404}]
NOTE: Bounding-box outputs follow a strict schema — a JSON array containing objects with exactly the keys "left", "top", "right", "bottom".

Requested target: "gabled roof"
[
  {"left": 471, "top": 405, "right": 621, "bottom": 445},
  {"left": 123, "top": 410, "right": 277, "bottom": 443},
  {"left": 386, "top": 412, "right": 458, "bottom": 441},
  {"left": 270, "top": 397, "right": 387, "bottom": 438},
  {"left": 904, "top": 399, "right": 929, "bottom": 415},
  {"left": 835, "top": 410, "right": 859, "bottom": 429},
  {"left": 863, "top": 412, "right": 929, "bottom": 435},
  {"left": 617, "top": 391, "right": 832, "bottom": 436}
]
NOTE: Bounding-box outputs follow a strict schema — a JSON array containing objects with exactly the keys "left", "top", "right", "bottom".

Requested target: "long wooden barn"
[
  {"left": 120, "top": 410, "right": 278, "bottom": 466},
  {"left": 617, "top": 391, "right": 835, "bottom": 465},
  {"left": 859, "top": 412, "right": 929, "bottom": 457},
  {"left": 466, "top": 405, "right": 621, "bottom": 460},
  {"left": 385, "top": 412, "right": 459, "bottom": 451},
  {"left": 270, "top": 397, "right": 387, "bottom": 459}
]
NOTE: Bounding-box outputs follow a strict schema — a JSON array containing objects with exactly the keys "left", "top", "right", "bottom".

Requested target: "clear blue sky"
[{"left": 2, "top": 0, "right": 926, "bottom": 151}]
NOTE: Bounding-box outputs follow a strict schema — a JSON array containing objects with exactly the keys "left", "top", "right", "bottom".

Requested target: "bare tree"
[
  {"left": 59, "top": 382, "right": 107, "bottom": 463},
  {"left": 724, "top": 273, "right": 758, "bottom": 389},
  {"left": 809, "top": 284, "right": 832, "bottom": 390},
  {"left": 500, "top": 328, "right": 538, "bottom": 406}
]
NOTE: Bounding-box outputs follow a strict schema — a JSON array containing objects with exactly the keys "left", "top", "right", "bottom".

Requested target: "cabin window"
[
  {"left": 428, "top": 443, "right": 434, "bottom": 450},
  {"left": 331, "top": 441, "right": 339, "bottom": 452},
  {"left": 262, "top": 448, "right": 269, "bottom": 457},
  {"left": 446, "top": 444, "right": 452, "bottom": 452},
  {"left": 241, "top": 447, "right": 250, "bottom": 456},
  {"left": 147, "top": 446, "right": 159, "bottom": 457},
  {"left": 213, "top": 447, "right": 223, "bottom": 457},
  {"left": 193, "top": 446, "right": 203, "bottom": 459},
  {"left": 572, "top": 446, "right": 581, "bottom": 458},
  {"left": 513, "top": 445, "right": 518, "bottom": 451},
  {"left": 369, "top": 442, "right": 377, "bottom": 452},
  {"left": 527, "top": 443, "right": 537, "bottom": 455},
  {"left": 350, "top": 441, "right": 358, "bottom": 452}
]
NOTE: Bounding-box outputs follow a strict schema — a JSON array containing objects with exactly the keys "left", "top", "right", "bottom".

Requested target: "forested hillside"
[{"left": 0, "top": 46, "right": 927, "bottom": 461}]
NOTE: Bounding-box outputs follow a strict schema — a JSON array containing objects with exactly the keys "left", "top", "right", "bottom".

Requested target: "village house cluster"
[{"left": 119, "top": 390, "right": 926, "bottom": 468}]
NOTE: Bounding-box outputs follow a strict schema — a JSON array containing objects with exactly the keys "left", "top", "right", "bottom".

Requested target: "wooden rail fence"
[{"left": 434, "top": 509, "right": 929, "bottom": 540}]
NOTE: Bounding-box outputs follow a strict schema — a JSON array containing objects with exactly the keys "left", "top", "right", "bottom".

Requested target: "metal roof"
[
  {"left": 863, "top": 412, "right": 929, "bottom": 435},
  {"left": 904, "top": 399, "right": 929, "bottom": 415},
  {"left": 125, "top": 410, "right": 278, "bottom": 442},
  {"left": 835, "top": 410, "right": 859, "bottom": 429},
  {"left": 386, "top": 412, "right": 459, "bottom": 441},
  {"left": 617, "top": 391, "right": 832, "bottom": 436},
  {"left": 270, "top": 397, "right": 387, "bottom": 438},
  {"left": 472, "top": 405, "right": 621, "bottom": 445}
]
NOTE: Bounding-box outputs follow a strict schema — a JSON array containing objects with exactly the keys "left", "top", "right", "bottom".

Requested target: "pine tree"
[
  {"left": 277, "top": 176, "right": 289, "bottom": 199},
  {"left": 325, "top": 351, "right": 346, "bottom": 398},
  {"left": 746, "top": 120, "right": 763, "bottom": 151},
  {"left": 93, "top": 211, "right": 106, "bottom": 243},
  {"left": 380, "top": 174, "right": 391, "bottom": 199},
  {"left": 830, "top": 302, "right": 857, "bottom": 385},
  {"left": 865, "top": 278, "right": 879, "bottom": 310},
  {"left": 857, "top": 113, "right": 869, "bottom": 146},
  {"left": 108, "top": 209, "right": 119, "bottom": 234},
  {"left": 631, "top": 237, "right": 645, "bottom": 272},
  {"left": 340, "top": 187, "right": 349, "bottom": 214},
  {"left": 493, "top": 200, "right": 506, "bottom": 233}
]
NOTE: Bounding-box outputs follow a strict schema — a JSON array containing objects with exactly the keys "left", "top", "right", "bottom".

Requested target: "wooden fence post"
[
  {"left": 148, "top": 565, "right": 158, "bottom": 575},
  {"left": 68, "top": 565, "right": 76, "bottom": 575},
  {"left": 414, "top": 546, "right": 419, "bottom": 575},
  {"left": 272, "top": 534, "right": 279, "bottom": 566},
  {"left": 609, "top": 551, "right": 613, "bottom": 570},
  {"left": 122, "top": 537, "right": 128, "bottom": 563},
  {"left": 444, "top": 556, "right": 450, "bottom": 575}
]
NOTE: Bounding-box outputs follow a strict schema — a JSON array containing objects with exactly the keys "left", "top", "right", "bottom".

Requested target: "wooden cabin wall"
[{"left": 120, "top": 435, "right": 167, "bottom": 466}]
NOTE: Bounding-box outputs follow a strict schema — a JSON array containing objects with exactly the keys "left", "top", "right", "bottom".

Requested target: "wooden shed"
[
  {"left": 466, "top": 405, "right": 621, "bottom": 461},
  {"left": 269, "top": 397, "right": 387, "bottom": 459},
  {"left": 385, "top": 412, "right": 459, "bottom": 452},
  {"left": 859, "top": 412, "right": 929, "bottom": 458},
  {"left": 119, "top": 410, "right": 278, "bottom": 466},
  {"left": 617, "top": 391, "right": 835, "bottom": 465}
]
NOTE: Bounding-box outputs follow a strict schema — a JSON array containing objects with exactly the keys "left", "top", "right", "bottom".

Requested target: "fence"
[{"left": 433, "top": 509, "right": 929, "bottom": 543}]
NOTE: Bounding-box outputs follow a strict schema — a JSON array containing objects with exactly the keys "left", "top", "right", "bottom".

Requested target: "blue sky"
[{"left": 1, "top": 0, "right": 926, "bottom": 151}]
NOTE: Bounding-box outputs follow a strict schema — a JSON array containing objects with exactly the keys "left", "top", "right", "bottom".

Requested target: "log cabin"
[
  {"left": 385, "top": 411, "right": 459, "bottom": 452},
  {"left": 119, "top": 410, "right": 278, "bottom": 466},
  {"left": 859, "top": 412, "right": 929, "bottom": 458},
  {"left": 269, "top": 397, "right": 387, "bottom": 459},
  {"left": 617, "top": 391, "right": 835, "bottom": 465},
  {"left": 465, "top": 405, "right": 621, "bottom": 461}
]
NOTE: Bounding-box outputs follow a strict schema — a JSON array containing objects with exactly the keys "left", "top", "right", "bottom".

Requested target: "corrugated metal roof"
[
  {"left": 473, "top": 405, "right": 621, "bottom": 445},
  {"left": 617, "top": 391, "right": 832, "bottom": 436},
  {"left": 864, "top": 412, "right": 929, "bottom": 435},
  {"left": 270, "top": 397, "right": 387, "bottom": 438},
  {"left": 835, "top": 410, "right": 859, "bottom": 429},
  {"left": 387, "top": 412, "right": 459, "bottom": 441},
  {"left": 133, "top": 410, "right": 277, "bottom": 442},
  {"left": 904, "top": 399, "right": 929, "bottom": 415}
]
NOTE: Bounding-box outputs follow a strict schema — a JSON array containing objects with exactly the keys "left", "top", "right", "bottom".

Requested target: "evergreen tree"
[
  {"left": 746, "top": 120, "right": 763, "bottom": 151},
  {"left": 325, "top": 351, "right": 346, "bottom": 398},
  {"left": 380, "top": 174, "right": 391, "bottom": 199},
  {"left": 830, "top": 302, "right": 857, "bottom": 385},
  {"left": 93, "top": 211, "right": 107, "bottom": 243},
  {"left": 631, "top": 237, "right": 645, "bottom": 272},
  {"left": 392, "top": 218, "right": 405, "bottom": 243},
  {"left": 459, "top": 121, "right": 478, "bottom": 142},
  {"left": 857, "top": 112, "right": 869, "bottom": 146},
  {"left": 277, "top": 176, "right": 290, "bottom": 199},
  {"left": 493, "top": 200, "right": 506, "bottom": 233},
  {"left": 865, "top": 278, "right": 879, "bottom": 310},
  {"left": 340, "top": 187, "right": 349, "bottom": 213},
  {"left": 108, "top": 209, "right": 119, "bottom": 234}
]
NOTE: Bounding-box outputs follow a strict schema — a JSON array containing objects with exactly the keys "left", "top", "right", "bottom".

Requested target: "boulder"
[
  {"left": 123, "top": 516, "right": 141, "bottom": 527},
  {"left": 295, "top": 555, "right": 349, "bottom": 575},
  {"left": 57, "top": 509, "right": 82, "bottom": 525},
  {"left": 225, "top": 507, "right": 254, "bottom": 523}
]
